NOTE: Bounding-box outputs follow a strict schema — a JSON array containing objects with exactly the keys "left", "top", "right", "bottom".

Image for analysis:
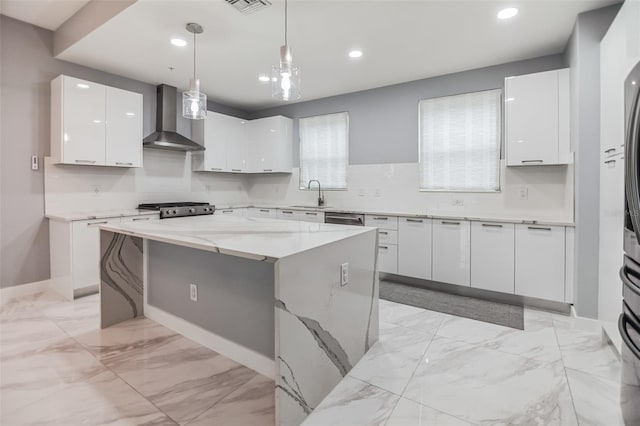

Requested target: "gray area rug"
[{"left": 380, "top": 280, "right": 524, "bottom": 330}]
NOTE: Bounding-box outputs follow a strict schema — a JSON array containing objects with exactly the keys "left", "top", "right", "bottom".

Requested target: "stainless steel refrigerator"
[{"left": 621, "top": 59, "right": 640, "bottom": 422}]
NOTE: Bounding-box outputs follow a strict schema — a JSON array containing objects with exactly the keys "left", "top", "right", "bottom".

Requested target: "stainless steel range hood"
[{"left": 143, "top": 84, "right": 205, "bottom": 152}]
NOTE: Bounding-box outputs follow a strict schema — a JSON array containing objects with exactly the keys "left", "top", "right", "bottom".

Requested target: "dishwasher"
[{"left": 324, "top": 212, "right": 365, "bottom": 226}]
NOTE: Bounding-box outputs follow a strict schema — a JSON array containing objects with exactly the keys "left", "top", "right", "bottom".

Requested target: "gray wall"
[
  {"left": 565, "top": 4, "right": 620, "bottom": 319},
  {"left": 0, "top": 15, "right": 249, "bottom": 288},
  {"left": 250, "top": 54, "right": 566, "bottom": 166}
]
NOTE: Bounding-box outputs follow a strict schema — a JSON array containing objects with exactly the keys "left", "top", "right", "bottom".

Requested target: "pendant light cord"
[
  {"left": 193, "top": 30, "right": 196, "bottom": 81},
  {"left": 284, "top": 0, "right": 288, "bottom": 46}
]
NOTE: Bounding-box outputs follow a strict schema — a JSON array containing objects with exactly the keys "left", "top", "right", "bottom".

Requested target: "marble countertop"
[
  {"left": 100, "top": 215, "right": 376, "bottom": 262},
  {"left": 46, "top": 209, "right": 159, "bottom": 222}
]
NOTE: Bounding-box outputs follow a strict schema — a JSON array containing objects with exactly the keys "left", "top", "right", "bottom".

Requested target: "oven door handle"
[
  {"left": 625, "top": 85, "right": 640, "bottom": 242},
  {"left": 619, "top": 314, "right": 640, "bottom": 360}
]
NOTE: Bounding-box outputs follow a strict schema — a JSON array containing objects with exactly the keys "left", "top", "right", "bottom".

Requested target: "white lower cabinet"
[
  {"left": 514, "top": 224, "right": 566, "bottom": 302},
  {"left": 470, "top": 222, "right": 515, "bottom": 294},
  {"left": 246, "top": 208, "right": 277, "bottom": 219},
  {"left": 217, "top": 208, "right": 246, "bottom": 217},
  {"left": 378, "top": 244, "right": 398, "bottom": 274},
  {"left": 398, "top": 217, "right": 432, "bottom": 280},
  {"left": 432, "top": 219, "right": 471, "bottom": 286},
  {"left": 276, "top": 209, "right": 324, "bottom": 223}
]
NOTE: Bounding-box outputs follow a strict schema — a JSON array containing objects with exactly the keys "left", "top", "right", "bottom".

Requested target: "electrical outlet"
[
  {"left": 31, "top": 155, "right": 39, "bottom": 170},
  {"left": 340, "top": 263, "right": 349, "bottom": 286},
  {"left": 375, "top": 189, "right": 382, "bottom": 197},
  {"left": 91, "top": 185, "right": 102, "bottom": 196},
  {"left": 358, "top": 188, "right": 365, "bottom": 197},
  {"left": 518, "top": 187, "right": 529, "bottom": 200},
  {"left": 451, "top": 199, "right": 464, "bottom": 206},
  {"left": 190, "top": 284, "right": 198, "bottom": 302}
]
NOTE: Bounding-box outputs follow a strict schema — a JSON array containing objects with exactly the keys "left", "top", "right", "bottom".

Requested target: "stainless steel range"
[{"left": 138, "top": 202, "right": 215, "bottom": 219}]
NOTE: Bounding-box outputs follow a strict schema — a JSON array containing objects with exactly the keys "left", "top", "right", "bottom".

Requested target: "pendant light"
[
  {"left": 271, "top": 0, "right": 301, "bottom": 101},
  {"left": 183, "top": 22, "right": 206, "bottom": 120}
]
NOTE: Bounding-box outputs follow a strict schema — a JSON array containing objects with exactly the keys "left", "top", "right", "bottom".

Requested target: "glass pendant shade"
[
  {"left": 183, "top": 78, "right": 206, "bottom": 120},
  {"left": 272, "top": 45, "right": 301, "bottom": 101}
]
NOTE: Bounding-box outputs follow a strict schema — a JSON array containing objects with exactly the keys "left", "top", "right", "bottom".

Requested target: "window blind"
[
  {"left": 299, "top": 112, "right": 349, "bottom": 190},
  {"left": 419, "top": 89, "right": 501, "bottom": 192}
]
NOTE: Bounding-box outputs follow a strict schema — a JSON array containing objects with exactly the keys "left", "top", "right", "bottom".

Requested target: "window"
[
  {"left": 299, "top": 112, "right": 349, "bottom": 190},
  {"left": 419, "top": 89, "right": 501, "bottom": 192}
]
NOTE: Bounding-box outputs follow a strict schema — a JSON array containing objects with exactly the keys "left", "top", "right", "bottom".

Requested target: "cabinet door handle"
[
  {"left": 305, "top": 212, "right": 317, "bottom": 216},
  {"left": 379, "top": 246, "right": 388, "bottom": 250},
  {"left": 116, "top": 162, "right": 133, "bottom": 166},
  {"left": 263, "top": 169, "right": 273, "bottom": 172},
  {"left": 231, "top": 169, "right": 242, "bottom": 172},
  {"left": 211, "top": 167, "right": 223, "bottom": 171},
  {"left": 281, "top": 211, "right": 293, "bottom": 214},
  {"left": 604, "top": 148, "right": 616, "bottom": 154},
  {"left": 260, "top": 209, "right": 270, "bottom": 213},
  {"left": 222, "top": 210, "right": 233, "bottom": 213},
  {"left": 87, "top": 221, "right": 108, "bottom": 226},
  {"left": 442, "top": 221, "right": 460, "bottom": 225},
  {"left": 481, "top": 223, "right": 503, "bottom": 228},
  {"left": 379, "top": 231, "right": 388, "bottom": 235},
  {"left": 373, "top": 217, "right": 388, "bottom": 220},
  {"left": 521, "top": 160, "right": 544, "bottom": 164},
  {"left": 132, "top": 217, "right": 150, "bottom": 221},
  {"left": 528, "top": 226, "right": 552, "bottom": 231},
  {"left": 75, "top": 159, "right": 96, "bottom": 164},
  {"left": 604, "top": 159, "right": 616, "bottom": 165},
  {"left": 406, "top": 218, "right": 424, "bottom": 223}
]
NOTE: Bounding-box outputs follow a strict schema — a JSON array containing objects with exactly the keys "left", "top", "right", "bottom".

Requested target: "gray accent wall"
[
  {"left": 565, "top": 4, "right": 620, "bottom": 319},
  {"left": 250, "top": 54, "right": 567, "bottom": 166},
  {"left": 0, "top": 15, "right": 249, "bottom": 288}
]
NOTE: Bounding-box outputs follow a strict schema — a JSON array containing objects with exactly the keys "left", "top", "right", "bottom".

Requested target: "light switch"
[
  {"left": 340, "top": 263, "right": 349, "bottom": 286},
  {"left": 31, "top": 155, "right": 39, "bottom": 170}
]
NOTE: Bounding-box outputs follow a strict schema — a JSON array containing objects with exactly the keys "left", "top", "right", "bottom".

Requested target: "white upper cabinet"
[
  {"left": 105, "top": 87, "right": 143, "bottom": 167},
  {"left": 191, "top": 112, "right": 292, "bottom": 174},
  {"left": 250, "top": 116, "right": 293, "bottom": 173},
  {"left": 505, "top": 68, "right": 570, "bottom": 166},
  {"left": 51, "top": 75, "right": 142, "bottom": 167}
]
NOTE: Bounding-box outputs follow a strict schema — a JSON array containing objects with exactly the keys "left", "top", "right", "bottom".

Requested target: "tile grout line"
[{"left": 550, "top": 315, "right": 582, "bottom": 426}]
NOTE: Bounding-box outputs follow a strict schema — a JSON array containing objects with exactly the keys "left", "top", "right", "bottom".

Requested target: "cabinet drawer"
[
  {"left": 514, "top": 224, "right": 565, "bottom": 302},
  {"left": 277, "top": 209, "right": 296, "bottom": 220},
  {"left": 365, "top": 215, "right": 398, "bottom": 230},
  {"left": 432, "top": 219, "right": 471, "bottom": 286},
  {"left": 378, "top": 244, "right": 398, "bottom": 274},
  {"left": 471, "top": 222, "right": 515, "bottom": 294},
  {"left": 218, "top": 208, "right": 246, "bottom": 217},
  {"left": 378, "top": 229, "right": 398, "bottom": 245},
  {"left": 72, "top": 218, "right": 120, "bottom": 289},
  {"left": 295, "top": 210, "right": 324, "bottom": 223},
  {"left": 247, "top": 208, "right": 277, "bottom": 219},
  {"left": 121, "top": 214, "right": 159, "bottom": 223},
  {"left": 398, "top": 217, "right": 432, "bottom": 280}
]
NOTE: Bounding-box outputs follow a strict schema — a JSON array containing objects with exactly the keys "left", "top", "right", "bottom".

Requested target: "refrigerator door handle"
[
  {"left": 619, "top": 314, "right": 640, "bottom": 360},
  {"left": 625, "top": 87, "right": 640, "bottom": 242}
]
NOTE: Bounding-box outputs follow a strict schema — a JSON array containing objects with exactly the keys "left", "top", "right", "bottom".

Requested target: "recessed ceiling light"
[
  {"left": 497, "top": 7, "right": 518, "bottom": 20},
  {"left": 126, "top": 112, "right": 135, "bottom": 116},
  {"left": 258, "top": 75, "right": 271, "bottom": 82},
  {"left": 76, "top": 83, "right": 89, "bottom": 89},
  {"left": 348, "top": 50, "right": 363, "bottom": 58},
  {"left": 171, "top": 38, "right": 187, "bottom": 47},
  {"left": 633, "top": 81, "right": 637, "bottom": 86}
]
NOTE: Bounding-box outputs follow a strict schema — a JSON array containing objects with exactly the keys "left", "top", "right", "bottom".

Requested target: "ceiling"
[
  {"left": 54, "top": 0, "right": 617, "bottom": 111},
  {"left": 0, "top": 0, "right": 90, "bottom": 31}
]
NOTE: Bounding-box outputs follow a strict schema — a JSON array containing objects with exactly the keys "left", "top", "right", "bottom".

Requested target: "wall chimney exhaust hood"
[{"left": 143, "top": 84, "right": 205, "bottom": 151}]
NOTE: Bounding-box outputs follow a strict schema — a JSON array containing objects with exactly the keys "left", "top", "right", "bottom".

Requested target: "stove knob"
[
  {"left": 189, "top": 208, "right": 196, "bottom": 213},
  {"left": 170, "top": 209, "right": 176, "bottom": 215}
]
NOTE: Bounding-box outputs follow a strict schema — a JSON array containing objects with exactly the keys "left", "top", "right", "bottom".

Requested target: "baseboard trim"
[
  {"left": 0, "top": 279, "right": 52, "bottom": 303},
  {"left": 144, "top": 304, "right": 276, "bottom": 379},
  {"left": 381, "top": 273, "right": 571, "bottom": 315}
]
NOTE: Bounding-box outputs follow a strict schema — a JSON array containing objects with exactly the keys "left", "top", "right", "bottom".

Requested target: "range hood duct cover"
[{"left": 143, "top": 84, "right": 205, "bottom": 152}]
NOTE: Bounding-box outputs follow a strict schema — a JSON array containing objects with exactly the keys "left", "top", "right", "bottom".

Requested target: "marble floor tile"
[
  {"left": 41, "top": 294, "right": 100, "bottom": 337},
  {"left": 302, "top": 376, "right": 399, "bottom": 426},
  {"left": 188, "top": 374, "right": 275, "bottom": 426},
  {"left": 553, "top": 315, "right": 622, "bottom": 381},
  {"left": 379, "top": 300, "right": 447, "bottom": 335},
  {"left": 0, "top": 315, "right": 69, "bottom": 358},
  {"left": 385, "top": 397, "right": 473, "bottom": 426},
  {"left": 1, "top": 371, "right": 176, "bottom": 426},
  {"left": 348, "top": 324, "right": 433, "bottom": 395},
  {"left": 565, "top": 368, "right": 625, "bottom": 426},
  {"left": 108, "top": 334, "right": 258, "bottom": 425},
  {"left": 436, "top": 308, "right": 562, "bottom": 363},
  {"left": 1, "top": 335, "right": 107, "bottom": 414},
  {"left": 403, "top": 336, "right": 578, "bottom": 426}
]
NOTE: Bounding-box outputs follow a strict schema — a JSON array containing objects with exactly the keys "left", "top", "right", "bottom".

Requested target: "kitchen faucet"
[{"left": 307, "top": 180, "right": 325, "bottom": 207}]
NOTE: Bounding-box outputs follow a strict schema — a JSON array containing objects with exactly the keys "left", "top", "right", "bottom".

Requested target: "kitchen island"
[{"left": 98, "top": 215, "right": 379, "bottom": 426}]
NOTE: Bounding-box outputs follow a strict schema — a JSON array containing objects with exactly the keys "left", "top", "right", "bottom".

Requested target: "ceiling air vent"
[{"left": 225, "top": 0, "right": 272, "bottom": 15}]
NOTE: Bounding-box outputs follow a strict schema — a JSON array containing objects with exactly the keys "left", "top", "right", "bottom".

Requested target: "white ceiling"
[
  {"left": 0, "top": 0, "right": 90, "bottom": 31},
  {"left": 55, "top": 0, "right": 617, "bottom": 111}
]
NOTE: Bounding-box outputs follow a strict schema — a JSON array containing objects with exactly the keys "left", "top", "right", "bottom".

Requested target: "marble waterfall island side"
[{"left": 99, "top": 215, "right": 379, "bottom": 426}]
